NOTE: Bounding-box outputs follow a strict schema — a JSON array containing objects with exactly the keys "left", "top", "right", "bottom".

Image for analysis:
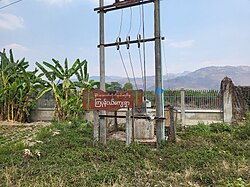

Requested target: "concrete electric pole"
[{"left": 95, "top": 0, "right": 165, "bottom": 146}]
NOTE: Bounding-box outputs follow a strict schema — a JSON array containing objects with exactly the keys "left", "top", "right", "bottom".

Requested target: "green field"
[{"left": 0, "top": 120, "right": 250, "bottom": 187}]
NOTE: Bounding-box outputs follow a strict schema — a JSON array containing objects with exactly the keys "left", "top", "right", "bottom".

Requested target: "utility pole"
[
  {"left": 99, "top": 0, "right": 106, "bottom": 144},
  {"left": 95, "top": 0, "right": 165, "bottom": 145},
  {"left": 154, "top": 0, "right": 165, "bottom": 145}
]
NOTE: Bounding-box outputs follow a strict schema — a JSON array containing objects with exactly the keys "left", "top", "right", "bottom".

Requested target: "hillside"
[
  {"left": 165, "top": 66, "right": 250, "bottom": 90},
  {"left": 91, "top": 66, "right": 250, "bottom": 90}
]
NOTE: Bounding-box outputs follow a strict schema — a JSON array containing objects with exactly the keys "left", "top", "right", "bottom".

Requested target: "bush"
[
  {"left": 233, "top": 123, "right": 250, "bottom": 140},
  {"left": 210, "top": 123, "right": 232, "bottom": 133},
  {"left": 179, "top": 123, "right": 210, "bottom": 138}
]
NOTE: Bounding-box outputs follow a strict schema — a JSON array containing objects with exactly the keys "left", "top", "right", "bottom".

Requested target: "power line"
[
  {"left": 0, "top": 0, "right": 24, "bottom": 10},
  {"left": 128, "top": 50, "right": 138, "bottom": 90},
  {"left": 118, "top": 49, "right": 131, "bottom": 83},
  {"left": 141, "top": 2, "right": 147, "bottom": 96},
  {"left": 125, "top": 7, "right": 138, "bottom": 90},
  {"left": 117, "top": 9, "right": 123, "bottom": 38}
]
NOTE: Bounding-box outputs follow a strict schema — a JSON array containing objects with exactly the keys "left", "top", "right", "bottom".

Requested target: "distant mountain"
[
  {"left": 90, "top": 66, "right": 250, "bottom": 90},
  {"left": 164, "top": 66, "right": 250, "bottom": 90}
]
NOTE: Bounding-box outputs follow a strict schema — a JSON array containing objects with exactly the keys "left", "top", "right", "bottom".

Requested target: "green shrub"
[
  {"left": 233, "top": 123, "right": 250, "bottom": 140},
  {"left": 180, "top": 123, "right": 210, "bottom": 138},
  {"left": 210, "top": 123, "right": 232, "bottom": 133}
]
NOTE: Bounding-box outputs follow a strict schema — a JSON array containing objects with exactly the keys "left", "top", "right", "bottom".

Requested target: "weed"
[
  {"left": 233, "top": 123, "right": 250, "bottom": 140},
  {"left": 35, "top": 127, "right": 53, "bottom": 141},
  {"left": 210, "top": 122, "right": 232, "bottom": 133},
  {"left": 179, "top": 123, "right": 210, "bottom": 138},
  {"left": 0, "top": 120, "right": 250, "bottom": 186}
]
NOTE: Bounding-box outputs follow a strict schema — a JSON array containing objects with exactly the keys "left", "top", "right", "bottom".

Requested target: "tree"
[
  {"left": 106, "top": 82, "right": 122, "bottom": 92},
  {"left": 123, "top": 82, "right": 133, "bottom": 91}
]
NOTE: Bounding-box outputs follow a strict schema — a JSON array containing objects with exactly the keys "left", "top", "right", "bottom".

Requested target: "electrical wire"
[
  {"left": 141, "top": 1, "right": 147, "bottom": 96},
  {"left": 127, "top": 7, "right": 132, "bottom": 37},
  {"left": 118, "top": 9, "right": 123, "bottom": 38},
  {"left": 0, "top": 0, "right": 24, "bottom": 10},
  {"left": 118, "top": 50, "right": 131, "bottom": 83},
  {"left": 125, "top": 7, "right": 138, "bottom": 90},
  {"left": 128, "top": 50, "right": 138, "bottom": 90},
  {"left": 138, "top": 41, "right": 144, "bottom": 90},
  {"left": 116, "top": 9, "right": 131, "bottom": 84},
  {"left": 137, "top": 4, "right": 145, "bottom": 92},
  {"left": 162, "top": 40, "right": 172, "bottom": 90}
]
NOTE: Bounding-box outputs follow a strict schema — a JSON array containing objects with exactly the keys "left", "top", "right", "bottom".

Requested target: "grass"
[{"left": 0, "top": 120, "right": 250, "bottom": 187}]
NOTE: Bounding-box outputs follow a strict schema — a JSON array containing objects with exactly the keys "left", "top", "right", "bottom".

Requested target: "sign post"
[
  {"left": 83, "top": 90, "right": 143, "bottom": 111},
  {"left": 83, "top": 90, "right": 143, "bottom": 145}
]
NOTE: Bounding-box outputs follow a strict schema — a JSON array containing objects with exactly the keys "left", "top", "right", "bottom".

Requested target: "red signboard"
[{"left": 82, "top": 90, "right": 143, "bottom": 110}]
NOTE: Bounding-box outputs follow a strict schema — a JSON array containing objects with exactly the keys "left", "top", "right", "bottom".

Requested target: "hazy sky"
[{"left": 1, "top": 0, "right": 250, "bottom": 77}]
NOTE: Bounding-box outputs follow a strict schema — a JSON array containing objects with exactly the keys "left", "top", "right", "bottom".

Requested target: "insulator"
[
  {"left": 126, "top": 36, "right": 130, "bottom": 49},
  {"left": 137, "top": 34, "right": 141, "bottom": 48},
  {"left": 116, "top": 37, "right": 121, "bottom": 50}
]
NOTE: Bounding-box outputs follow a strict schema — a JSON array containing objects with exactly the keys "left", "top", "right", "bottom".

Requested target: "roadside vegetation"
[
  {"left": 0, "top": 118, "right": 249, "bottom": 186},
  {"left": 0, "top": 49, "right": 96, "bottom": 122},
  {"left": 1, "top": 49, "right": 249, "bottom": 186},
  {"left": 0, "top": 49, "right": 46, "bottom": 122}
]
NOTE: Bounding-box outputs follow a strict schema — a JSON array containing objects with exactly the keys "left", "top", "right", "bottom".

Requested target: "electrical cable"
[
  {"left": 118, "top": 9, "right": 123, "bottom": 38},
  {"left": 127, "top": 7, "right": 132, "bottom": 37},
  {"left": 116, "top": 8, "right": 131, "bottom": 84},
  {"left": 126, "top": 7, "right": 138, "bottom": 90},
  {"left": 137, "top": 4, "right": 145, "bottom": 93},
  {"left": 118, "top": 50, "right": 131, "bottom": 83},
  {"left": 137, "top": 35, "right": 145, "bottom": 90},
  {"left": 141, "top": 1, "right": 147, "bottom": 97},
  {"left": 128, "top": 50, "right": 138, "bottom": 90},
  {"left": 162, "top": 40, "right": 172, "bottom": 90},
  {"left": 0, "top": 0, "right": 24, "bottom": 10}
]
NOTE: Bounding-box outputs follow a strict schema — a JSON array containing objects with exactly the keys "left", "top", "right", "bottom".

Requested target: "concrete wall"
[
  {"left": 31, "top": 108, "right": 223, "bottom": 127},
  {"left": 175, "top": 109, "right": 223, "bottom": 126},
  {"left": 30, "top": 108, "right": 54, "bottom": 122}
]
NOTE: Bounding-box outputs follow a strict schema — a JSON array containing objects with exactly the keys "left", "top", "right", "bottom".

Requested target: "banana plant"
[
  {"left": 36, "top": 58, "right": 96, "bottom": 121},
  {"left": 0, "top": 49, "right": 44, "bottom": 122}
]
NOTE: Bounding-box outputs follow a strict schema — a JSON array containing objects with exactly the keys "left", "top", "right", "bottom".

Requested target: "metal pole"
[
  {"left": 154, "top": 0, "right": 165, "bottom": 145},
  {"left": 181, "top": 88, "right": 186, "bottom": 127},
  {"left": 99, "top": 0, "right": 106, "bottom": 144}
]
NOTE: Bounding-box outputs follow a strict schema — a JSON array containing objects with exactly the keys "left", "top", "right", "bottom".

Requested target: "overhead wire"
[
  {"left": 126, "top": 7, "right": 138, "bottom": 90},
  {"left": 118, "top": 9, "right": 123, "bottom": 38},
  {"left": 141, "top": 1, "right": 147, "bottom": 96},
  {"left": 116, "top": 9, "right": 131, "bottom": 84},
  {"left": 118, "top": 50, "right": 131, "bottom": 83},
  {"left": 0, "top": 0, "right": 24, "bottom": 10},
  {"left": 160, "top": 0, "right": 172, "bottom": 90},
  {"left": 162, "top": 40, "right": 172, "bottom": 90},
  {"left": 137, "top": 4, "right": 145, "bottom": 93},
  {"left": 115, "top": 0, "right": 147, "bottom": 92}
]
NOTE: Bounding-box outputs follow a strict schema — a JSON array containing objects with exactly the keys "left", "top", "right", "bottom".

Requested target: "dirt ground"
[{"left": 0, "top": 121, "right": 51, "bottom": 147}]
